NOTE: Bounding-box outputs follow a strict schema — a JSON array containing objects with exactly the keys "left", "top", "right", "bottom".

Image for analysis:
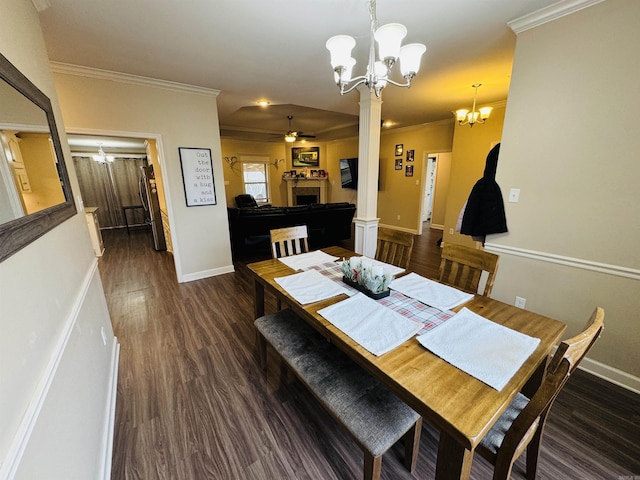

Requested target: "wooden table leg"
[
  {"left": 254, "top": 279, "right": 265, "bottom": 318},
  {"left": 435, "top": 432, "right": 472, "bottom": 480},
  {"left": 522, "top": 356, "right": 548, "bottom": 399}
]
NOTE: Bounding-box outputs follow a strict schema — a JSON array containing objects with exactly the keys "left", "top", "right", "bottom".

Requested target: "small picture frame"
[
  {"left": 405, "top": 165, "right": 414, "bottom": 177},
  {"left": 406, "top": 149, "right": 414, "bottom": 162},
  {"left": 395, "top": 158, "right": 403, "bottom": 170},
  {"left": 318, "top": 169, "right": 326, "bottom": 177},
  {"left": 310, "top": 169, "right": 318, "bottom": 177},
  {"left": 395, "top": 144, "right": 404, "bottom": 156}
]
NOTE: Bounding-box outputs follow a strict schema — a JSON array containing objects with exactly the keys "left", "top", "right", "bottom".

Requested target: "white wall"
[
  {"left": 490, "top": 0, "right": 640, "bottom": 388},
  {"left": 52, "top": 68, "right": 234, "bottom": 282},
  {"left": 0, "top": 0, "right": 118, "bottom": 477}
]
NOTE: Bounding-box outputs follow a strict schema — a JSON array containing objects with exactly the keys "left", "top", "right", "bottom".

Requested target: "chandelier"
[
  {"left": 92, "top": 144, "right": 114, "bottom": 164},
  {"left": 455, "top": 83, "right": 493, "bottom": 127},
  {"left": 325, "top": 0, "right": 426, "bottom": 97}
]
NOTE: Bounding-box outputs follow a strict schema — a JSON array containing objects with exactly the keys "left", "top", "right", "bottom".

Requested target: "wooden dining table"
[{"left": 248, "top": 246, "right": 567, "bottom": 480}]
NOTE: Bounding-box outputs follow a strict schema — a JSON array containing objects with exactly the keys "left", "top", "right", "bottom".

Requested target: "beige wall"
[
  {"left": 53, "top": 71, "right": 233, "bottom": 281},
  {"left": 442, "top": 105, "right": 506, "bottom": 247},
  {"left": 491, "top": 0, "right": 640, "bottom": 382},
  {"left": 0, "top": 0, "right": 117, "bottom": 477},
  {"left": 221, "top": 139, "right": 287, "bottom": 206},
  {"left": 378, "top": 121, "right": 455, "bottom": 231}
]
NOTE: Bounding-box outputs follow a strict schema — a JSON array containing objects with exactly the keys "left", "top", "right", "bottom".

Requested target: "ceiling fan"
[{"left": 283, "top": 115, "right": 315, "bottom": 143}]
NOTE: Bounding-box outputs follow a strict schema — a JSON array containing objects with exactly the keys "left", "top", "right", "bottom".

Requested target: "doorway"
[{"left": 68, "top": 133, "right": 172, "bottom": 253}]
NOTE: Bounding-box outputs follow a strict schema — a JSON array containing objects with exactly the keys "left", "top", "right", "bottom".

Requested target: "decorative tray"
[{"left": 342, "top": 276, "right": 390, "bottom": 300}]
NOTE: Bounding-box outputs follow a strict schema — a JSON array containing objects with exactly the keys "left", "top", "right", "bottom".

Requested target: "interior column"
[{"left": 353, "top": 85, "right": 382, "bottom": 257}]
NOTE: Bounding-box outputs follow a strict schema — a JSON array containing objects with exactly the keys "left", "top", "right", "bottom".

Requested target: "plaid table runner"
[{"left": 308, "top": 262, "right": 454, "bottom": 336}]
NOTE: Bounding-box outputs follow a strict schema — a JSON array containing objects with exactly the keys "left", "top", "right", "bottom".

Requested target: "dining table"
[{"left": 247, "top": 245, "right": 566, "bottom": 480}]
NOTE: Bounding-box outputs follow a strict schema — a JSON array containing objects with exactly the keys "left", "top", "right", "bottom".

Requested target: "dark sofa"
[{"left": 227, "top": 202, "right": 356, "bottom": 258}]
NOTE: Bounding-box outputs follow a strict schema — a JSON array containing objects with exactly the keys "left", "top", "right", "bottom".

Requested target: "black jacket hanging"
[{"left": 460, "top": 143, "right": 508, "bottom": 242}]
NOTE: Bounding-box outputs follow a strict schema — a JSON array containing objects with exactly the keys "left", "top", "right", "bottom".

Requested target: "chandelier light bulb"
[
  {"left": 374, "top": 23, "right": 407, "bottom": 64},
  {"left": 326, "top": 0, "right": 426, "bottom": 97}
]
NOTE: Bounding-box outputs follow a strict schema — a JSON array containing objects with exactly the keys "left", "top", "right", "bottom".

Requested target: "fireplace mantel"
[{"left": 285, "top": 177, "right": 328, "bottom": 206}]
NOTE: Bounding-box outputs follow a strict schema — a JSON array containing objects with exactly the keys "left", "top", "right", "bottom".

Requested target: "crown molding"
[
  {"left": 508, "top": 0, "right": 605, "bottom": 34},
  {"left": 49, "top": 62, "right": 220, "bottom": 97}
]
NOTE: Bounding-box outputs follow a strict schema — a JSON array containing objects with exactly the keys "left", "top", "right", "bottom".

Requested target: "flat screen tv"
[{"left": 340, "top": 158, "right": 358, "bottom": 189}]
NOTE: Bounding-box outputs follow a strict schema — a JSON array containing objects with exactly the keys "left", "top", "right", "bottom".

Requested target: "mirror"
[{"left": 0, "top": 52, "right": 76, "bottom": 262}]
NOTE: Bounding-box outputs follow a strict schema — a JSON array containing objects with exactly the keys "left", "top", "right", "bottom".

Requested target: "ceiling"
[{"left": 37, "top": 0, "right": 559, "bottom": 143}]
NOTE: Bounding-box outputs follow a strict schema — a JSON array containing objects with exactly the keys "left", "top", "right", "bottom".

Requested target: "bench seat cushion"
[{"left": 255, "top": 309, "right": 420, "bottom": 457}]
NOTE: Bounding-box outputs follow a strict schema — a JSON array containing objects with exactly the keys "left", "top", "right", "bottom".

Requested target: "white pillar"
[{"left": 353, "top": 85, "right": 382, "bottom": 257}]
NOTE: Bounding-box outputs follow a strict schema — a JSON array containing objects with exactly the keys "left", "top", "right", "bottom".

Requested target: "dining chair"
[
  {"left": 270, "top": 225, "right": 309, "bottom": 310},
  {"left": 475, "top": 306, "right": 605, "bottom": 480},
  {"left": 270, "top": 225, "right": 309, "bottom": 258},
  {"left": 375, "top": 227, "right": 415, "bottom": 270},
  {"left": 439, "top": 243, "right": 499, "bottom": 296}
]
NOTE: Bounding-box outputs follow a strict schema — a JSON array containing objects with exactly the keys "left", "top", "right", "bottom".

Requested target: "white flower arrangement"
[{"left": 340, "top": 256, "right": 393, "bottom": 294}]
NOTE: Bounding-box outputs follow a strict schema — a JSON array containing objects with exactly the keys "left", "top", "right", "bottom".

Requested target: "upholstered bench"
[{"left": 255, "top": 309, "right": 422, "bottom": 480}]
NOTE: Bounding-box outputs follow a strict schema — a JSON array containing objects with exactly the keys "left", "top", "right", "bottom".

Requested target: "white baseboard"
[
  {"left": 377, "top": 223, "right": 420, "bottom": 235},
  {"left": 179, "top": 264, "right": 235, "bottom": 283},
  {"left": 579, "top": 357, "right": 640, "bottom": 395},
  {"left": 99, "top": 339, "right": 120, "bottom": 480}
]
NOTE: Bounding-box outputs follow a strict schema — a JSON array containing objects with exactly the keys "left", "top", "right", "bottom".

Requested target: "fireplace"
[
  {"left": 296, "top": 194, "right": 318, "bottom": 205},
  {"left": 285, "top": 177, "right": 328, "bottom": 206}
]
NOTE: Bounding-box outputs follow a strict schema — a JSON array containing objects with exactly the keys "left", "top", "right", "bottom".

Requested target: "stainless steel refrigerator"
[{"left": 139, "top": 165, "right": 167, "bottom": 251}]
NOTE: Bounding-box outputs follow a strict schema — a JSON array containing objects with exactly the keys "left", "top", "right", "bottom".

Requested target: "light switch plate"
[{"left": 508, "top": 188, "right": 520, "bottom": 203}]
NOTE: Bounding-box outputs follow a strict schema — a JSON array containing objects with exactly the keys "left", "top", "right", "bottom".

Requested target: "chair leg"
[
  {"left": 363, "top": 452, "right": 382, "bottom": 480},
  {"left": 256, "top": 331, "right": 267, "bottom": 370},
  {"left": 403, "top": 417, "right": 422, "bottom": 472}
]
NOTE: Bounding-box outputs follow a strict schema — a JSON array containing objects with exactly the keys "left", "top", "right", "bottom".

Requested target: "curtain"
[{"left": 73, "top": 156, "right": 146, "bottom": 228}]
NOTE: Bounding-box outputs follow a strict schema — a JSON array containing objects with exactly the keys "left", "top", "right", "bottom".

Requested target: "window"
[{"left": 241, "top": 160, "right": 270, "bottom": 203}]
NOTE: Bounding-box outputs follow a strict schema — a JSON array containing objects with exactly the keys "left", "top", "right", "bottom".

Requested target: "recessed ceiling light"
[{"left": 257, "top": 100, "right": 270, "bottom": 107}]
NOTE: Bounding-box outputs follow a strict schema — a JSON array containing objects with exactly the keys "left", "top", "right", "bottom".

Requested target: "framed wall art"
[
  {"left": 178, "top": 147, "right": 217, "bottom": 206},
  {"left": 406, "top": 149, "right": 414, "bottom": 162},
  {"left": 395, "top": 144, "right": 403, "bottom": 156},
  {"left": 395, "top": 158, "right": 403, "bottom": 170},
  {"left": 292, "top": 146, "right": 320, "bottom": 167},
  {"left": 405, "top": 164, "right": 414, "bottom": 177}
]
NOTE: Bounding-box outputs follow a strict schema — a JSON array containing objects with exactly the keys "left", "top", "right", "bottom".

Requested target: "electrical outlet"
[
  {"left": 449, "top": 228, "right": 454, "bottom": 235},
  {"left": 508, "top": 188, "right": 521, "bottom": 203},
  {"left": 515, "top": 296, "right": 526, "bottom": 309}
]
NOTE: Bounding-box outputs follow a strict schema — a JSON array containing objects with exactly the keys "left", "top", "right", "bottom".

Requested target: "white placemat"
[
  {"left": 277, "top": 250, "right": 340, "bottom": 270},
  {"left": 274, "top": 269, "right": 350, "bottom": 305},
  {"left": 416, "top": 307, "right": 541, "bottom": 391},
  {"left": 389, "top": 272, "right": 474, "bottom": 310},
  {"left": 318, "top": 293, "right": 423, "bottom": 356}
]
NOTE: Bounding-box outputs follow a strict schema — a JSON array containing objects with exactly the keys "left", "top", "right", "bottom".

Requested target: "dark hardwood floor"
[{"left": 102, "top": 226, "right": 640, "bottom": 479}]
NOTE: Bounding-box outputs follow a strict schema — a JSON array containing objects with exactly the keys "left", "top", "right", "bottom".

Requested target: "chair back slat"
[
  {"left": 270, "top": 226, "right": 309, "bottom": 258},
  {"left": 439, "top": 244, "right": 499, "bottom": 296},
  {"left": 375, "top": 227, "right": 414, "bottom": 270}
]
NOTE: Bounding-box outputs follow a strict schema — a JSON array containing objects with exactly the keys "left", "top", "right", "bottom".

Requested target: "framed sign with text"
[{"left": 178, "top": 147, "right": 217, "bottom": 206}]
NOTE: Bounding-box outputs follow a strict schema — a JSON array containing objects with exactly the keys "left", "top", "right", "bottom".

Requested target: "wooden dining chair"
[
  {"left": 270, "top": 225, "right": 309, "bottom": 258},
  {"left": 475, "top": 306, "right": 605, "bottom": 480},
  {"left": 375, "top": 227, "right": 415, "bottom": 270},
  {"left": 439, "top": 243, "right": 499, "bottom": 296},
  {"left": 270, "top": 225, "right": 309, "bottom": 310}
]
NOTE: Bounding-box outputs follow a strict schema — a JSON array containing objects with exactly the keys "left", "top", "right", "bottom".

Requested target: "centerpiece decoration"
[{"left": 341, "top": 256, "right": 393, "bottom": 299}]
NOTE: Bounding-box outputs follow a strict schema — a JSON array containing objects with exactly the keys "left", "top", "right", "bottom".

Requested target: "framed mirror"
[{"left": 0, "top": 52, "right": 76, "bottom": 262}]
